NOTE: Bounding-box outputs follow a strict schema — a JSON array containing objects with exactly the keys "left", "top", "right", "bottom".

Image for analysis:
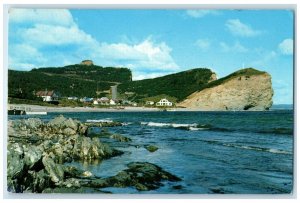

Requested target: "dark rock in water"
[
  {"left": 110, "top": 134, "right": 132, "bottom": 142},
  {"left": 85, "top": 121, "right": 123, "bottom": 128},
  {"left": 210, "top": 187, "right": 225, "bottom": 194},
  {"left": 145, "top": 145, "right": 159, "bottom": 152},
  {"left": 103, "top": 162, "right": 181, "bottom": 191},
  {"left": 172, "top": 185, "right": 183, "bottom": 190}
]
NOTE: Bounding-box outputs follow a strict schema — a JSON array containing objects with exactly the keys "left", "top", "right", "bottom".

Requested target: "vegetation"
[
  {"left": 31, "top": 64, "right": 132, "bottom": 83},
  {"left": 199, "top": 68, "right": 266, "bottom": 91},
  {"left": 8, "top": 65, "right": 131, "bottom": 99},
  {"left": 118, "top": 68, "right": 214, "bottom": 102}
]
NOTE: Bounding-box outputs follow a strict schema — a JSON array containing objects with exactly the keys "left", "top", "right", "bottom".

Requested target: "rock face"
[
  {"left": 179, "top": 69, "right": 273, "bottom": 111},
  {"left": 7, "top": 116, "right": 180, "bottom": 193}
]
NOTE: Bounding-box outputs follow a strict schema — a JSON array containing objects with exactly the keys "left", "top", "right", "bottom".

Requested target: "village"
[{"left": 33, "top": 85, "right": 174, "bottom": 109}]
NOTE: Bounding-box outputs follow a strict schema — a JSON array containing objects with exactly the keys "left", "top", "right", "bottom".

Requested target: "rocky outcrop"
[
  {"left": 179, "top": 68, "right": 273, "bottom": 111},
  {"left": 7, "top": 116, "right": 180, "bottom": 193}
]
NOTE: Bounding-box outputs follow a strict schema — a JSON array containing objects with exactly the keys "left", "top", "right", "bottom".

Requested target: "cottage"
[
  {"left": 80, "top": 97, "right": 93, "bottom": 103},
  {"left": 98, "top": 97, "right": 110, "bottom": 105},
  {"left": 156, "top": 98, "right": 173, "bottom": 107},
  {"left": 146, "top": 101, "right": 154, "bottom": 105},
  {"left": 36, "top": 90, "right": 59, "bottom": 102}
]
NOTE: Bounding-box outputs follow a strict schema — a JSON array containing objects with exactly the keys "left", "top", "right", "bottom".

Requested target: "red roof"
[{"left": 36, "top": 90, "right": 55, "bottom": 97}]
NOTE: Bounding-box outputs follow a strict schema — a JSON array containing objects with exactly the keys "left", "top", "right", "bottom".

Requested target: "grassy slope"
[
  {"left": 118, "top": 68, "right": 214, "bottom": 102},
  {"left": 198, "top": 68, "right": 266, "bottom": 91}
]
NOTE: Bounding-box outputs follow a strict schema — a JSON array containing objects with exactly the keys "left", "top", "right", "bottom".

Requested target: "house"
[
  {"left": 80, "top": 97, "right": 93, "bottom": 103},
  {"left": 98, "top": 97, "right": 110, "bottom": 105},
  {"left": 156, "top": 98, "right": 173, "bottom": 107},
  {"left": 109, "top": 99, "right": 116, "bottom": 105},
  {"left": 146, "top": 101, "right": 154, "bottom": 105},
  {"left": 93, "top": 100, "right": 99, "bottom": 105},
  {"left": 80, "top": 60, "right": 93, "bottom": 66},
  {"left": 36, "top": 90, "right": 59, "bottom": 102},
  {"left": 68, "top": 96, "right": 78, "bottom": 101}
]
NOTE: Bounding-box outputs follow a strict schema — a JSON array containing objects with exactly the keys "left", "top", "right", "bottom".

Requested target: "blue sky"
[{"left": 8, "top": 9, "right": 294, "bottom": 104}]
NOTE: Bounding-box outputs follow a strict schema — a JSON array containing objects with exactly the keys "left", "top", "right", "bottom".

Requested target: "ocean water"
[{"left": 8, "top": 110, "right": 294, "bottom": 194}]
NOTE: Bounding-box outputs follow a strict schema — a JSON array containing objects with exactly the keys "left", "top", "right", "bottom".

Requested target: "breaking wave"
[{"left": 140, "top": 122, "right": 211, "bottom": 131}]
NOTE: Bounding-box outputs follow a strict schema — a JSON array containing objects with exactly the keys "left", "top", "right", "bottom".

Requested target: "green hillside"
[
  {"left": 31, "top": 64, "right": 132, "bottom": 83},
  {"left": 8, "top": 64, "right": 132, "bottom": 99},
  {"left": 118, "top": 68, "right": 214, "bottom": 102}
]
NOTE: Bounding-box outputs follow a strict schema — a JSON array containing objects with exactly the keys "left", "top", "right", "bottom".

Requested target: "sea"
[{"left": 8, "top": 108, "right": 294, "bottom": 194}]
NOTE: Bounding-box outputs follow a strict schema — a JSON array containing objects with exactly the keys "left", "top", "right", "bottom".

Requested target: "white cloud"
[
  {"left": 195, "top": 39, "right": 211, "bottom": 51},
  {"left": 278, "top": 39, "right": 293, "bottom": 55},
  {"left": 21, "top": 24, "right": 96, "bottom": 46},
  {"left": 9, "top": 8, "right": 74, "bottom": 27},
  {"left": 225, "top": 19, "right": 262, "bottom": 37},
  {"left": 9, "top": 9, "right": 179, "bottom": 79},
  {"left": 186, "top": 10, "right": 219, "bottom": 18},
  {"left": 220, "top": 41, "right": 248, "bottom": 53},
  {"left": 98, "top": 38, "right": 179, "bottom": 72}
]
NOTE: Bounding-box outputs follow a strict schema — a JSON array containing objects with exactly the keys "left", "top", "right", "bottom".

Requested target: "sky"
[{"left": 8, "top": 9, "right": 294, "bottom": 104}]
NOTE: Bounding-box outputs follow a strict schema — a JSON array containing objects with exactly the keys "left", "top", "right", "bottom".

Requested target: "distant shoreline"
[{"left": 7, "top": 103, "right": 292, "bottom": 113}]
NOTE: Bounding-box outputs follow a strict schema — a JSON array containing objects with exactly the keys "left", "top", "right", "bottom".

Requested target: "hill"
[
  {"left": 118, "top": 68, "right": 215, "bottom": 102},
  {"left": 8, "top": 64, "right": 132, "bottom": 99},
  {"left": 179, "top": 68, "right": 273, "bottom": 110}
]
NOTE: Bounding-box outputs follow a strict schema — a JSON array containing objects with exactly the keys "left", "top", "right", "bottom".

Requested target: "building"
[
  {"left": 80, "top": 60, "right": 94, "bottom": 66},
  {"left": 98, "top": 97, "right": 110, "bottom": 105},
  {"left": 36, "top": 90, "right": 59, "bottom": 102},
  {"left": 146, "top": 101, "right": 154, "bottom": 105},
  {"left": 110, "top": 99, "right": 116, "bottom": 105},
  {"left": 156, "top": 98, "right": 173, "bottom": 107},
  {"left": 80, "top": 97, "right": 93, "bottom": 103}
]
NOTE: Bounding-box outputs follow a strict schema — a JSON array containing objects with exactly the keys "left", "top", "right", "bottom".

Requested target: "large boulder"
[{"left": 42, "top": 156, "right": 64, "bottom": 183}]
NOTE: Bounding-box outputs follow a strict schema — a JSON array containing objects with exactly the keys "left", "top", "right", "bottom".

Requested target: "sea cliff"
[{"left": 179, "top": 68, "right": 273, "bottom": 111}]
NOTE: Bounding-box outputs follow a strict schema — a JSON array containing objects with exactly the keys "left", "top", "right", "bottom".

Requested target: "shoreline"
[{"left": 7, "top": 104, "right": 286, "bottom": 113}]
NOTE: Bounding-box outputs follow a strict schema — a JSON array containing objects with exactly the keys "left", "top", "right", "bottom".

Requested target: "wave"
[
  {"left": 222, "top": 143, "right": 292, "bottom": 155},
  {"left": 86, "top": 119, "right": 114, "bottom": 123},
  {"left": 140, "top": 122, "right": 211, "bottom": 131}
]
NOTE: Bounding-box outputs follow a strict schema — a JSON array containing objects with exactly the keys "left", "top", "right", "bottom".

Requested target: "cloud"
[
  {"left": 97, "top": 38, "right": 180, "bottom": 72},
  {"left": 21, "top": 24, "right": 96, "bottom": 46},
  {"left": 132, "top": 71, "right": 174, "bottom": 81},
  {"left": 186, "top": 10, "right": 219, "bottom": 18},
  {"left": 9, "top": 9, "right": 179, "bottom": 80},
  {"left": 219, "top": 41, "right": 248, "bottom": 53},
  {"left": 9, "top": 8, "right": 74, "bottom": 27},
  {"left": 278, "top": 39, "right": 293, "bottom": 55},
  {"left": 195, "top": 39, "right": 211, "bottom": 51},
  {"left": 225, "top": 19, "right": 262, "bottom": 37}
]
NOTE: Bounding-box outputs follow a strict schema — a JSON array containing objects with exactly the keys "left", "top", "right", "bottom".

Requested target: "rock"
[
  {"left": 48, "top": 115, "right": 66, "bottom": 129},
  {"left": 42, "top": 156, "right": 64, "bottom": 183},
  {"left": 109, "top": 134, "right": 132, "bottom": 142},
  {"left": 7, "top": 143, "right": 25, "bottom": 180},
  {"left": 82, "top": 171, "right": 93, "bottom": 178},
  {"left": 23, "top": 145, "right": 43, "bottom": 169},
  {"left": 26, "top": 170, "right": 51, "bottom": 193},
  {"left": 179, "top": 68, "right": 273, "bottom": 111},
  {"left": 63, "top": 127, "right": 77, "bottom": 135},
  {"left": 62, "top": 118, "right": 79, "bottom": 131},
  {"left": 104, "top": 162, "right": 181, "bottom": 191},
  {"left": 145, "top": 145, "right": 158, "bottom": 152},
  {"left": 24, "top": 118, "right": 43, "bottom": 130}
]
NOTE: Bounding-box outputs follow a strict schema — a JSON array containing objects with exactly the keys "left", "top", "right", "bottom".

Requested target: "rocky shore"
[{"left": 7, "top": 115, "right": 181, "bottom": 193}]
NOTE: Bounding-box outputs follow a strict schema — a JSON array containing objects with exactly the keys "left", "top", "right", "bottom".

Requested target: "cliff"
[{"left": 179, "top": 68, "right": 273, "bottom": 111}]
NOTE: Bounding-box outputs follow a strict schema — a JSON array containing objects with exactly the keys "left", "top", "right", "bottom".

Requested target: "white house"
[
  {"left": 156, "top": 98, "right": 173, "bottom": 107},
  {"left": 146, "top": 101, "right": 154, "bottom": 105},
  {"left": 93, "top": 100, "right": 99, "bottom": 105},
  {"left": 36, "top": 90, "right": 59, "bottom": 102},
  {"left": 110, "top": 99, "right": 116, "bottom": 105}
]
